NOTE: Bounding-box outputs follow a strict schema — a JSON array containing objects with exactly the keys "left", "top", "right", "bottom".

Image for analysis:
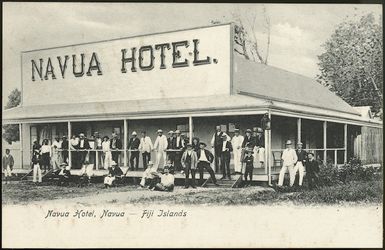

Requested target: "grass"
[{"left": 2, "top": 180, "right": 383, "bottom": 206}]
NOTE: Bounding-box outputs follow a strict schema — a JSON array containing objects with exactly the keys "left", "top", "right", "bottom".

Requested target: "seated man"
[
  {"left": 139, "top": 161, "right": 159, "bottom": 189},
  {"left": 57, "top": 163, "right": 72, "bottom": 186},
  {"left": 104, "top": 161, "right": 124, "bottom": 188},
  {"left": 163, "top": 159, "right": 175, "bottom": 175},
  {"left": 152, "top": 166, "right": 175, "bottom": 192},
  {"left": 78, "top": 160, "right": 94, "bottom": 187}
]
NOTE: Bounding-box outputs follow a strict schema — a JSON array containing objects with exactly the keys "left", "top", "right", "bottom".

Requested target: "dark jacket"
[
  {"left": 167, "top": 137, "right": 176, "bottom": 149},
  {"left": 296, "top": 150, "right": 307, "bottom": 163},
  {"left": 110, "top": 138, "right": 122, "bottom": 150},
  {"left": 253, "top": 134, "right": 265, "bottom": 147},
  {"left": 32, "top": 143, "right": 41, "bottom": 156},
  {"left": 196, "top": 149, "right": 214, "bottom": 163},
  {"left": 174, "top": 136, "right": 185, "bottom": 150},
  {"left": 128, "top": 137, "right": 140, "bottom": 150},
  {"left": 109, "top": 166, "right": 124, "bottom": 177},
  {"left": 220, "top": 141, "right": 233, "bottom": 156},
  {"left": 243, "top": 155, "right": 254, "bottom": 167},
  {"left": 213, "top": 131, "right": 224, "bottom": 150},
  {"left": 242, "top": 135, "right": 254, "bottom": 148},
  {"left": 305, "top": 159, "right": 319, "bottom": 174},
  {"left": 62, "top": 139, "right": 69, "bottom": 150},
  {"left": 77, "top": 139, "right": 91, "bottom": 150},
  {"left": 2, "top": 154, "right": 14, "bottom": 170}
]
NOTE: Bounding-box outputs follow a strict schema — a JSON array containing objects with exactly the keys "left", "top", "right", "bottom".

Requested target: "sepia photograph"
[{"left": 2, "top": 1, "right": 383, "bottom": 248}]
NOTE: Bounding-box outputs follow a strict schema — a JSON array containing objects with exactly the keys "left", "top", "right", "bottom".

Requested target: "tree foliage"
[
  {"left": 317, "top": 13, "right": 383, "bottom": 114},
  {"left": 3, "top": 88, "right": 21, "bottom": 144}
]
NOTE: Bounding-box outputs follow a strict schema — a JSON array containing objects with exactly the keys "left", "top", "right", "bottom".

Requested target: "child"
[
  {"left": 243, "top": 150, "right": 254, "bottom": 187},
  {"left": 32, "top": 154, "right": 42, "bottom": 184},
  {"left": 305, "top": 152, "right": 320, "bottom": 189},
  {"left": 2, "top": 149, "right": 14, "bottom": 184}
]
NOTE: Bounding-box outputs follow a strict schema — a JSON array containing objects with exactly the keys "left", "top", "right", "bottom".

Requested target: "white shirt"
[
  {"left": 95, "top": 138, "right": 102, "bottom": 148},
  {"left": 222, "top": 141, "right": 227, "bottom": 152},
  {"left": 52, "top": 140, "right": 62, "bottom": 149},
  {"left": 161, "top": 174, "right": 175, "bottom": 186},
  {"left": 199, "top": 149, "right": 209, "bottom": 162},
  {"left": 40, "top": 145, "right": 51, "bottom": 154},
  {"left": 210, "top": 132, "right": 230, "bottom": 146},
  {"left": 102, "top": 140, "right": 111, "bottom": 152},
  {"left": 281, "top": 148, "right": 298, "bottom": 166},
  {"left": 231, "top": 135, "right": 244, "bottom": 150},
  {"left": 176, "top": 136, "right": 184, "bottom": 148},
  {"left": 139, "top": 136, "right": 153, "bottom": 153},
  {"left": 154, "top": 135, "right": 168, "bottom": 151},
  {"left": 70, "top": 138, "right": 79, "bottom": 149},
  {"left": 79, "top": 139, "right": 85, "bottom": 148}
]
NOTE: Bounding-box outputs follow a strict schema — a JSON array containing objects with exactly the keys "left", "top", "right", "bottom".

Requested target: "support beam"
[
  {"left": 189, "top": 116, "right": 193, "bottom": 144},
  {"left": 334, "top": 150, "right": 338, "bottom": 167},
  {"left": 19, "top": 123, "right": 23, "bottom": 169},
  {"left": 68, "top": 121, "right": 71, "bottom": 168},
  {"left": 297, "top": 118, "right": 302, "bottom": 144},
  {"left": 323, "top": 121, "right": 327, "bottom": 162},
  {"left": 264, "top": 121, "right": 268, "bottom": 175},
  {"left": 344, "top": 123, "right": 348, "bottom": 163},
  {"left": 267, "top": 111, "right": 272, "bottom": 186},
  {"left": 123, "top": 119, "right": 128, "bottom": 168}
]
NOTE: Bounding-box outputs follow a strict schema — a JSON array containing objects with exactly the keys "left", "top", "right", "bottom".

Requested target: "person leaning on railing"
[{"left": 128, "top": 131, "right": 140, "bottom": 171}]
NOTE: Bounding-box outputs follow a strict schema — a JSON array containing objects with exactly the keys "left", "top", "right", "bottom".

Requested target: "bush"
[
  {"left": 317, "top": 159, "right": 341, "bottom": 187},
  {"left": 339, "top": 157, "right": 382, "bottom": 183}
]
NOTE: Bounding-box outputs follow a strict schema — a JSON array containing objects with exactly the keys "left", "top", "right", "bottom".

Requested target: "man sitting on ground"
[
  {"left": 152, "top": 165, "right": 175, "bottom": 192},
  {"left": 139, "top": 161, "right": 158, "bottom": 189},
  {"left": 78, "top": 160, "right": 94, "bottom": 187},
  {"left": 57, "top": 163, "right": 72, "bottom": 186},
  {"left": 104, "top": 161, "right": 123, "bottom": 188}
]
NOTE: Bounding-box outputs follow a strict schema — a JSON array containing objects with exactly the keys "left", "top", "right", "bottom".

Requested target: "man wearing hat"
[
  {"left": 242, "top": 149, "right": 254, "bottom": 186},
  {"left": 128, "top": 131, "right": 141, "bottom": 171},
  {"left": 57, "top": 162, "right": 71, "bottom": 186},
  {"left": 104, "top": 161, "right": 123, "bottom": 188},
  {"left": 181, "top": 143, "right": 198, "bottom": 188},
  {"left": 61, "top": 135, "right": 69, "bottom": 164},
  {"left": 293, "top": 142, "right": 307, "bottom": 187},
  {"left": 153, "top": 129, "right": 168, "bottom": 170},
  {"left": 174, "top": 129, "right": 185, "bottom": 173},
  {"left": 242, "top": 129, "right": 254, "bottom": 148},
  {"left": 252, "top": 127, "right": 265, "bottom": 169},
  {"left": 197, "top": 142, "right": 219, "bottom": 186},
  {"left": 139, "top": 161, "right": 158, "bottom": 188},
  {"left": 210, "top": 125, "right": 230, "bottom": 172},
  {"left": 51, "top": 136, "right": 62, "bottom": 171},
  {"left": 231, "top": 128, "right": 244, "bottom": 174},
  {"left": 93, "top": 132, "right": 103, "bottom": 169},
  {"left": 278, "top": 140, "right": 298, "bottom": 187},
  {"left": 110, "top": 132, "right": 122, "bottom": 165},
  {"left": 220, "top": 133, "right": 233, "bottom": 180},
  {"left": 77, "top": 133, "right": 91, "bottom": 167},
  {"left": 166, "top": 130, "right": 176, "bottom": 164},
  {"left": 139, "top": 131, "right": 153, "bottom": 169}
]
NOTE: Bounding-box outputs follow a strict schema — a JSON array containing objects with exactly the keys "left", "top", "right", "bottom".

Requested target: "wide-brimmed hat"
[
  {"left": 157, "top": 129, "right": 163, "bottom": 133},
  {"left": 62, "top": 135, "right": 67, "bottom": 139},
  {"left": 132, "top": 131, "right": 137, "bottom": 136},
  {"left": 186, "top": 143, "right": 193, "bottom": 148},
  {"left": 221, "top": 133, "right": 228, "bottom": 138},
  {"left": 111, "top": 161, "right": 117, "bottom": 166},
  {"left": 79, "top": 133, "right": 85, "bottom": 137},
  {"left": 286, "top": 140, "right": 292, "bottom": 145},
  {"left": 199, "top": 142, "right": 207, "bottom": 147},
  {"left": 175, "top": 130, "right": 181, "bottom": 134},
  {"left": 168, "top": 130, "right": 174, "bottom": 134},
  {"left": 234, "top": 128, "right": 240, "bottom": 132},
  {"left": 257, "top": 127, "right": 263, "bottom": 133}
]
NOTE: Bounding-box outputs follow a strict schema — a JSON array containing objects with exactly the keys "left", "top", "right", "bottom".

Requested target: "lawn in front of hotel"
[{"left": 2, "top": 179, "right": 382, "bottom": 206}]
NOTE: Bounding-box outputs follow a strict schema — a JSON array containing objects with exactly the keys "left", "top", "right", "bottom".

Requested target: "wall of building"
[{"left": 359, "top": 126, "right": 383, "bottom": 165}]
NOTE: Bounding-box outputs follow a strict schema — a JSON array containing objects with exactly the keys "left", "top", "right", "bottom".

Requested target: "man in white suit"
[
  {"left": 153, "top": 129, "right": 168, "bottom": 170},
  {"left": 231, "top": 128, "right": 244, "bottom": 174}
]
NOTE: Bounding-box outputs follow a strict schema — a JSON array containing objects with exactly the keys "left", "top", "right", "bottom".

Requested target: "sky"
[{"left": 2, "top": 2, "right": 382, "bottom": 107}]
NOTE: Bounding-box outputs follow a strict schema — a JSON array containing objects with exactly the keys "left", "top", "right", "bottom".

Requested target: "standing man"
[
  {"left": 197, "top": 142, "right": 219, "bottom": 186},
  {"left": 128, "top": 131, "right": 140, "bottom": 171},
  {"left": 153, "top": 129, "right": 168, "bottom": 170},
  {"left": 231, "top": 128, "right": 244, "bottom": 175},
  {"left": 94, "top": 132, "right": 103, "bottom": 169},
  {"left": 254, "top": 127, "right": 265, "bottom": 169},
  {"left": 51, "top": 136, "right": 62, "bottom": 171},
  {"left": 181, "top": 143, "right": 198, "bottom": 189},
  {"left": 77, "top": 133, "right": 91, "bottom": 167},
  {"left": 166, "top": 131, "right": 175, "bottom": 164},
  {"left": 220, "top": 134, "right": 233, "bottom": 180},
  {"left": 277, "top": 140, "right": 298, "bottom": 187},
  {"left": 293, "top": 142, "right": 307, "bottom": 187},
  {"left": 305, "top": 152, "right": 320, "bottom": 189},
  {"left": 110, "top": 132, "right": 122, "bottom": 165},
  {"left": 174, "top": 130, "right": 185, "bottom": 173},
  {"left": 210, "top": 125, "right": 230, "bottom": 172},
  {"left": 2, "top": 149, "right": 14, "bottom": 184},
  {"left": 61, "top": 136, "right": 69, "bottom": 164},
  {"left": 139, "top": 131, "right": 153, "bottom": 169},
  {"left": 70, "top": 135, "right": 79, "bottom": 168}
]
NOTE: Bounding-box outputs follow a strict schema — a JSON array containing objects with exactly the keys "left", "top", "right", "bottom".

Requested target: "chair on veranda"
[{"left": 272, "top": 151, "right": 282, "bottom": 172}]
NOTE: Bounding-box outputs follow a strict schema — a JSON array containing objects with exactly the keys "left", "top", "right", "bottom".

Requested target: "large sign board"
[{"left": 21, "top": 24, "right": 232, "bottom": 106}]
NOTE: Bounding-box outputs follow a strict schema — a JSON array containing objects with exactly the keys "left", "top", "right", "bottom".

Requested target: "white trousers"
[
  {"left": 103, "top": 151, "right": 112, "bottom": 169},
  {"left": 104, "top": 176, "right": 115, "bottom": 186},
  {"left": 155, "top": 151, "right": 167, "bottom": 170},
  {"left": 33, "top": 164, "right": 42, "bottom": 183},
  {"left": 293, "top": 161, "right": 305, "bottom": 186},
  {"left": 233, "top": 149, "right": 242, "bottom": 173},
  {"left": 51, "top": 153, "right": 61, "bottom": 170},
  {"left": 278, "top": 164, "right": 295, "bottom": 186}
]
